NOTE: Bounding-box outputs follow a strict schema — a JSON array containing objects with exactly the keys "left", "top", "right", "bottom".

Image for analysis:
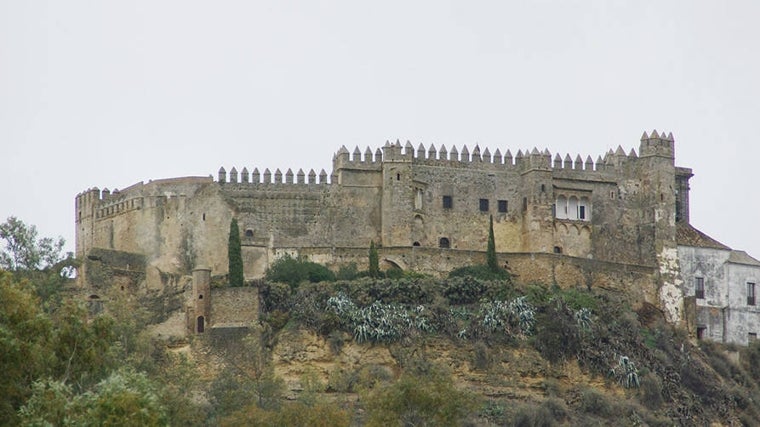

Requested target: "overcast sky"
[{"left": 2, "top": 1, "right": 759, "bottom": 260}]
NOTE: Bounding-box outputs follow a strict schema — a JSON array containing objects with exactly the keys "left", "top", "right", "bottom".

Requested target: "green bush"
[
  {"left": 264, "top": 254, "right": 335, "bottom": 289},
  {"left": 443, "top": 276, "right": 487, "bottom": 304},
  {"left": 449, "top": 264, "right": 511, "bottom": 281}
]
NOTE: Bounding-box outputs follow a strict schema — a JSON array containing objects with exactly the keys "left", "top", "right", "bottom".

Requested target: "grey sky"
[{"left": 2, "top": 1, "right": 759, "bottom": 260}]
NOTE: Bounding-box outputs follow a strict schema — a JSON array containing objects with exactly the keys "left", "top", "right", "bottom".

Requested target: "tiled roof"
[
  {"left": 676, "top": 223, "right": 731, "bottom": 250},
  {"left": 727, "top": 250, "right": 760, "bottom": 267}
]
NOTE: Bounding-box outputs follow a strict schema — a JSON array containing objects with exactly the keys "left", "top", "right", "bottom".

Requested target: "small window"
[
  {"left": 695, "top": 277, "right": 705, "bottom": 299},
  {"left": 245, "top": 229, "right": 254, "bottom": 237},
  {"left": 579, "top": 205, "right": 586, "bottom": 220},
  {"left": 479, "top": 198, "right": 489, "bottom": 212},
  {"left": 748, "top": 282, "right": 756, "bottom": 306},
  {"left": 610, "top": 191, "right": 615, "bottom": 199},
  {"left": 396, "top": 173, "right": 400, "bottom": 181},
  {"left": 523, "top": 197, "right": 528, "bottom": 211},
  {"left": 553, "top": 246, "right": 562, "bottom": 254},
  {"left": 202, "top": 213, "right": 206, "bottom": 221},
  {"left": 697, "top": 326, "right": 706, "bottom": 340},
  {"left": 412, "top": 241, "right": 421, "bottom": 247},
  {"left": 199, "top": 294, "right": 203, "bottom": 300},
  {"left": 442, "top": 195, "right": 453, "bottom": 209},
  {"left": 498, "top": 200, "right": 508, "bottom": 213},
  {"left": 540, "top": 184, "right": 546, "bottom": 192},
  {"left": 439, "top": 237, "right": 450, "bottom": 248},
  {"left": 415, "top": 189, "right": 423, "bottom": 210}
]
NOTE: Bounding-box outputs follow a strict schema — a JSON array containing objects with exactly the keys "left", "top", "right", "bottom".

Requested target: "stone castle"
[{"left": 75, "top": 131, "right": 760, "bottom": 345}]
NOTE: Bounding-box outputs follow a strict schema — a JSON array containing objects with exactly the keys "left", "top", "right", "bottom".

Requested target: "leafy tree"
[
  {"left": 0, "top": 216, "right": 68, "bottom": 271},
  {"left": 0, "top": 272, "right": 55, "bottom": 424},
  {"left": 369, "top": 241, "right": 379, "bottom": 278},
  {"left": 487, "top": 215, "right": 498, "bottom": 272},
  {"left": 228, "top": 218, "right": 244, "bottom": 286}
]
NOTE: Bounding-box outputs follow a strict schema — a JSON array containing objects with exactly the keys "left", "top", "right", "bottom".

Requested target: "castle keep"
[{"left": 75, "top": 131, "right": 760, "bottom": 345}]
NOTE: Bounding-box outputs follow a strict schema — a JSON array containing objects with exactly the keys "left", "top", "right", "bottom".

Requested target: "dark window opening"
[
  {"left": 202, "top": 213, "right": 206, "bottom": 221},
  {"left": 697, "top": 326, "right": 706, "bottom": 340},
  {"left": 396, "top": 173, "right": 400, "bottom": 181},
  {"left": 199, "top": 294, "right": 203, "bottom": 300},
  {"left": 245, "top": 229, "right": 254, "bottom": 237},
  {"left": 748, "top": 282, "right": 756, "bottom": 306},
  {"left": 523, "top": 197, "right": 528, "bottom": 211},
  {"left": 197, "top": 316, "right": 205, "bottom": 333},
  {"left": 695, "top": 277, "right": 705, "bottom": 299},
  {"left": 442, "top": 195, "right": 453, "bottom": 209},
  {"left": 413, "top": 241, "right": 421, "bottom": 247},
  {"left": 439, "top": 237, "right": 450, "bottom": 249},
  {"left": 479, "top": 198, "right": 489, "bottom": 212},
  {"left": 540, "top": 184, "right": 546, "bottom": 192},
  {"left": 579, "top": 205, "right": 586, "bottom": 220},
  {"left": 676, "top": 200, "right": 682, "bottom": 222},
  {"left": 498, "top": 200, "right": 508, "bottom": 213},
  {"left": 553, "top": 246, "right": 562, "bottom": 254}
]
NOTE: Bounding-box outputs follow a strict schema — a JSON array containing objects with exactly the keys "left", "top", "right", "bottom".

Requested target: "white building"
[{"left": 678, "top": 223, "right": 760, "bottom": 345}]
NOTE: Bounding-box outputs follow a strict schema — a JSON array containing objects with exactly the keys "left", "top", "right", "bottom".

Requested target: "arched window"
[
  {"left": 245, "top": 229, "right": 254, "bottom": 237},
  {"left": 413, "top": 241, "right": 421, "bottom": 247},
  {"left": 556, "top": 196, "right": 568, "bottom": 219},
  {"left": 568, "top": 197, "right": 579, "bottom": 220},
  {"left": 439, "top": 237, "right": 450, "bottom": 248}
]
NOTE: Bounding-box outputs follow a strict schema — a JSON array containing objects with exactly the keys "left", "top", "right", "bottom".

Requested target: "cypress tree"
[
  {"left": 487, "top": 215, "right": 498, "bottom": 272},
  {"left": 228, "top": 218, "right": 244, "bottom": 286},
  {"left": 369, "top": 240, "right": 379, "bottom": 278}
]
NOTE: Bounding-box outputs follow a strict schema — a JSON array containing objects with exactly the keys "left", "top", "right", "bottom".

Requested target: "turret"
[{"left": 639, "top": 130, "right": 675, "bottom": 159}]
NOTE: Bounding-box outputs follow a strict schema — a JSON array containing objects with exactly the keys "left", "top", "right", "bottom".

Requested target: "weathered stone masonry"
[{"left": 74, "top": 131, "right": 760, "bottom": 344}]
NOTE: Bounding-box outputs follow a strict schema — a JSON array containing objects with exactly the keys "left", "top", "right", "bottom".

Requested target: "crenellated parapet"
[{"left": 217, "top": 166, "right": 330, "bottom": 185}]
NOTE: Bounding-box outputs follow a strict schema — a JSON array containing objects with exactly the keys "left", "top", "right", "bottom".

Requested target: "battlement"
[{"left": 217, "top": 167, "right": 331, "bottom": 185}]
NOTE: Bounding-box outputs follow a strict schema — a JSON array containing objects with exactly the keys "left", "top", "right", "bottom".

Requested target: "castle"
[{"left": 75, "top": 131, "right": 760, "bottom": 345}]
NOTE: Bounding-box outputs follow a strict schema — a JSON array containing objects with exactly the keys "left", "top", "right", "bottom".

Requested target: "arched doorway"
[{"left": 197, "top": 316, "right": 205, "bottom": 333}]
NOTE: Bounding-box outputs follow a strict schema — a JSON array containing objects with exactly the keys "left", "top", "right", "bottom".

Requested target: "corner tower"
[{"left": 638, "top": 130, "right": 683, "bottom": 324}]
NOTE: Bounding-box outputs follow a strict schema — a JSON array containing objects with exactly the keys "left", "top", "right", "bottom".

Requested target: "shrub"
[
  {"left": 639, "top": 372, "right": 664, "bottom": 410},
  {"left": 443, "top": 277, "right": 487, "bottom": 304},
  {"left": 533, "top": 300, "right": 581, "bottom": 364},
  {"left": 449, "top": 265, "right": 511, "bottom": 281},
  {"left": 336, "top": 262, "right": 359, "bottom": 280},
  {"left": 578, "top": 387, "right": 613, "bottom": 418},
  {"left": 472, "top": 341, "right": 492, "bottom": 371},
  {"left": 362, "top": 366, "right": 477, "bottom": 427},
  {"left": 264, "top": 254, "right": 335, "bottom": 289}
]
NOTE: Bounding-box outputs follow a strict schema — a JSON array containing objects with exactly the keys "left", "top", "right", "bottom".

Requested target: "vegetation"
[
  {"left": 264, "top": 254, "right": 335, "bottom": 288},
  {"left": 368, "top": 240, "right": 379, "bottom": 278},
  {"left": 228, "top": 218, "right": 244, "bottom": 286},
  {"left": 8, "top": 217, "right": 760, "bottom": 425},
  {"left": 486, "top": 214, "right": 498, "bottom": 271}
]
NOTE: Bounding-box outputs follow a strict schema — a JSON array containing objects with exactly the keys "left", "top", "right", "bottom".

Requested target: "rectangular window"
[
  {"left": 442, "top": 195, "right": 453, "bottom": 209},
  {"left": 697, "top": 326, "right": 706, "bottom": 340},
  {"left": 479, "top": 198, "right": 489, "bottom": 212},
  {"left": 695, "top": 277, "right": 705, "bottom": 299},
  {"left": 579, "top": 205, "right": 586, "bottom": 220},
  {"left": 498, "top": 200, "right": 508, "bottom": 213},
  {"left": 748, "top": 282, "right": 756, "bottom": 306}
]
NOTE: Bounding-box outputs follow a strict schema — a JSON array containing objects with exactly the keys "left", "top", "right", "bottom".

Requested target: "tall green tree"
[
  {"left": 0, "top": 216, "right": 67, "bottom": 272},
  {"left": 368, "top": 241, "right": 379, "bottom": 278},
  {"left": 487, "top": 215, "right": 498, "bottom": 272},
  {"left": 228, "top": 219, "right": 244, "bottom": 287}
]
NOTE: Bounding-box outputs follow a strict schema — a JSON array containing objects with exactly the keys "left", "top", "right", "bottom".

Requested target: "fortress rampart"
[{"left": 76, "top": 130, "right": 689, "bottom": 323}]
